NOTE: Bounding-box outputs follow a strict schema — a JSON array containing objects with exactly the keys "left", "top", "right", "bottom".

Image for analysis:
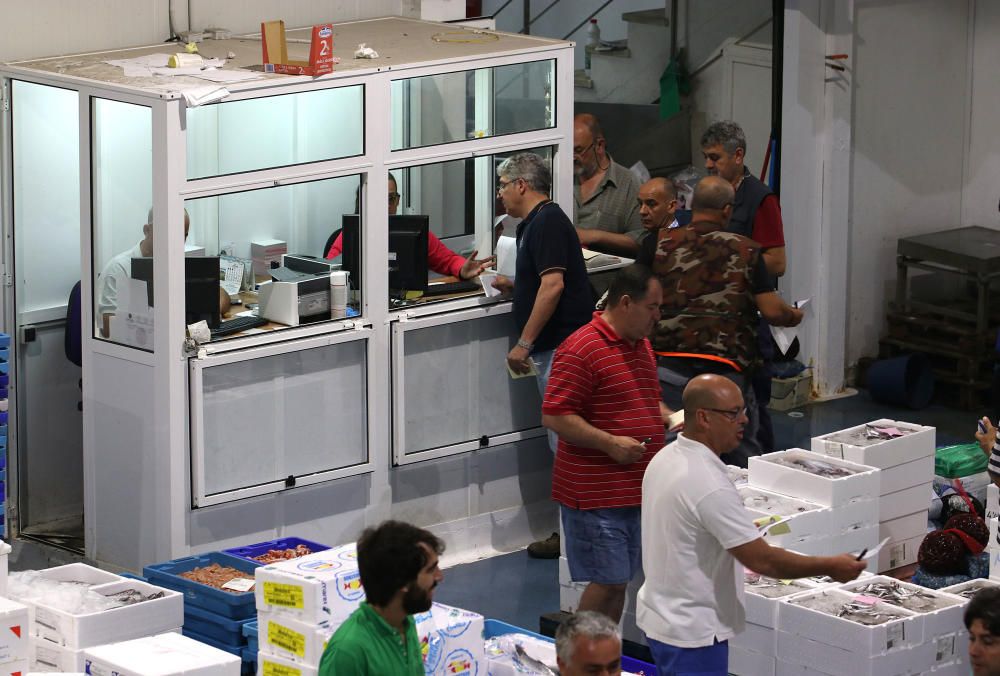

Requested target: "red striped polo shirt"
[{"left": 544, "top": 312, "right": 666, "bottom": 510}]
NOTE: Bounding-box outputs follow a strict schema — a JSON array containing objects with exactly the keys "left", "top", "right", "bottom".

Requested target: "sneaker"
[{"left": 527, "top": 532, "right": 560, "bottom": 559}]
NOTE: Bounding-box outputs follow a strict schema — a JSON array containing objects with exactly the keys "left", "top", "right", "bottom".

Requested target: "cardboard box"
[
  {"left": 878, "top": 532, "right": 923, "bottom": 573},
  {"left": 879, "top": 484, "right": 932, "bottom": 523},
  {"left": 257, "top": 650, "right": 319, "bottom": 676},
  {"left": 256, "top": 611, "right": 334, "bottom": 667},
  {"left": 777, "top": 588, "right": 923, "bottom": 655},
  {"left": 730, "top": 643, "right": 777, "bottom": 676},
  {"left": 261, "top": 22, "right": 337, "bottom": 77},
  {"left": 83, "top": 632, "right": 240, "bottom": 675},
  {"left": 879, "top": 510, "right": 929, "bottom": 543},
  {"left": 251, "top": 239, "right": 287, "bottom": 276},
  {"left": 25, "top": 575, "right": 182, "bottom": 649},
  {"left": 811, "top": 420, "right": 935, "bottom": 469},
  {"left": 748, "top": 450, "right": 880, "bottom": 507},
  {"left": 255, "top": 544, "right": 364, "bottom": 625},
  {"left": 413, "top": 603, "right": 485, "bottom": 676},
  {"left": 879, "top": 455, "right": 935, "bottom": 496},
  {"left": 775, "top": 630, "right": 935, "bottom": 676}
]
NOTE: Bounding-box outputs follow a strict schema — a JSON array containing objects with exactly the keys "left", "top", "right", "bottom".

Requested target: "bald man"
[
  {"left": 637, "top": 374, "right": 866, "bottom": 676},
  {"left": 646, "top": 176, "right": 801, "bottom": 466},
  {"left": 572, "top": 113, "right": 642, "bottom": 257}
]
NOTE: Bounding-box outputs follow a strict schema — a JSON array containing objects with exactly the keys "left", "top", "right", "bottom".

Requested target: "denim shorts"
[{"left": 560, "top": 505, "right": 641, "bottom": 585}]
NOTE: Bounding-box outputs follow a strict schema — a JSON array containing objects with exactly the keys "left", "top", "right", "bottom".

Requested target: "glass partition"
[
  {"left": 92, "top": 98, "right": 154, "bottom": 350},
  {"left": 186, "top": 85, "right": 364, "bottom": 179},
  {"left": 183, "top": 174, "right": 362, "bottom": 340},
  {"left": 391, "top": 59, "right": 554, "bottom": 150}
]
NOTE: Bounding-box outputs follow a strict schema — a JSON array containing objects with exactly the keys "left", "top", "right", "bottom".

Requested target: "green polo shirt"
[{"left": 318, "top": 602, "right": 424, "bottom": 676}]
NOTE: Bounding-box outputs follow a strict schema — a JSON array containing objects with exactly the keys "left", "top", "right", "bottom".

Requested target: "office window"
[
  {"left": 186, "top": 85, "right": 364, "bottom": 179},
  {"left": 91, "top": 98, "right": 154, "bottom": 350},
  {"left": 390, "top": 59, "right": 554, "bottom": 151},
  {"left": 183, "top": 174, "right": 362, "bottom": 340}
]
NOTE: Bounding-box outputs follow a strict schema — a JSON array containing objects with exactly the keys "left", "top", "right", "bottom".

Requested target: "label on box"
[
  {"left": 936, "top": 634, "right": 956, "bottom": 662},
  {"left": 264, "top": 582, "right": 305, "bottom": 608},
  {"left": 886, "top": 621, "right": 905, "bottom": 650},
  {"left": 222, "top": 577, "right": 255, "bottom": 592},
  {"left": 269, "top": 620, "right": 306, "bottom": 657},
  {"left": 263, "top": 661, "right": 303, "bottom": 676},
  {"left": 824, "top": 441, "right": 845, "bottom": 459}
]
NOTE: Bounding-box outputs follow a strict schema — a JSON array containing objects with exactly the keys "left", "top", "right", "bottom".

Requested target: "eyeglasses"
[
  {"left": 573, "top": 141, "right": 596, "bottom": 157},
  {"left": 388, "top": 192, "right": 401, "bottom": 205},
  {"left": 496, "top": 178, "right": 521, "bottom": 196},
  {"left": 704, "top": 407, "right": 747, "bottom": 422}
]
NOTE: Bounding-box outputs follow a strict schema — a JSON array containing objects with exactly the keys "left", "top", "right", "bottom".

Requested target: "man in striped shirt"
[
  {"left": 974, "top": 416, "right": 1000, "bottom": 488},
  {"left": 542, "top": 264, "right": 677, "bottom": 622}
]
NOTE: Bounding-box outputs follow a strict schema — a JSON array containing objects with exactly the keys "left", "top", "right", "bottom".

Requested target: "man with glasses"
[
  {"left": 573, "top": 113, "right": 643, "bottom": 257},
  {"left": 637, "top": 374, "right": 866, "bottom": 676},
  {"left": 325, "top": 174, "right": 494, "bottom": 281},
  {"left": 492, "top": 152, "right": 593, "bottom": 560},
  {"left": 644, "top": 176, "right": 801, "bottom": 467}
]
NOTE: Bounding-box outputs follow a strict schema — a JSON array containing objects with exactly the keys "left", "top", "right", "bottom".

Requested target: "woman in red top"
[{"left": 326, "top": 175, "right": 494, "bottom": 280}]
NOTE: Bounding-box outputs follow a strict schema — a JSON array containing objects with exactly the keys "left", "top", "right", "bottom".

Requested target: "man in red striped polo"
[{"left": 542, "top": 264, "right": 677, "bottom": 622}]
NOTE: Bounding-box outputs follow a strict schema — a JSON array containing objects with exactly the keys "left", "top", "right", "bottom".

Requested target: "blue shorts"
[
  {"left": 647, "top": 637, "right": 728, "bottom": 676},
  {"left": 560, "top": 505, "right": 641, "bottom": 585}
]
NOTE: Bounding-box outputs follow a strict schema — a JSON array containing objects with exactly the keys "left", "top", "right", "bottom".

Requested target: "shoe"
[{"left": 527, "top": 532, "right": 560, "bottom": 559}]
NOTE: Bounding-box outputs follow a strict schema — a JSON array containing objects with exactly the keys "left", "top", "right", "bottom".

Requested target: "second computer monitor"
[
  {"left": 339, "top": 214, "right": 430, "bottom": 295},
  {"left": 130, "top": 256, "right": 221, "bottom": 328}
]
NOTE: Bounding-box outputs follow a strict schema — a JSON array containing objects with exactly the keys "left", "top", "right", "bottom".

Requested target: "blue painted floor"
[{"left": 437, "top": 388, "right": 977, "bottom": 630}]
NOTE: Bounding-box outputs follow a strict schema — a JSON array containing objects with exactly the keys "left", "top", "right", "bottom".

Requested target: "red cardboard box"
[{"left": 262, "top": 21, "right": 337, "bottom": 76}]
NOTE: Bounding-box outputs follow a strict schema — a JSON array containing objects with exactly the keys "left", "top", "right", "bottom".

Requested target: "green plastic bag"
[{"left": 935, "top": 443, "right": 989, "bottom": 478}]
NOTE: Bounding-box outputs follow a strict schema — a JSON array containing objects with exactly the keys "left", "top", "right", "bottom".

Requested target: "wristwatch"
[{"left": 516, "top": 339, "right": 533, "bottom": 351}]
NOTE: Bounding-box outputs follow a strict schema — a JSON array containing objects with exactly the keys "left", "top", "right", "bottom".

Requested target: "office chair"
[{"left": 323, "top": 229, "right": 342, "bottom": 259}]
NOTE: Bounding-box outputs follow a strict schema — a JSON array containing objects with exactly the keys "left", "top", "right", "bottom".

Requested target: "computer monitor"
[
  {"left": 389, "top": 214, "right": 429, "bottom": 294},
  {"left": 131, "top": 256, "right": 221, "bottom": 328},
  {"left": 340, "top": 214, "right": 361, "bottom": 291}
]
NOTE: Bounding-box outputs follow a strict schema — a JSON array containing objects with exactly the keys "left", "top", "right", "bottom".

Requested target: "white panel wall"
[
  {"left": 0, "top": 0, "right": 414, "bottom": 63},
  {"left": 685, "top": 0, "right": 772, "bottom": 70},
  {"left": 845, "top": 0, "right": 971, "bottom": 365},
  {"left": 962, "top": 2, "right": 1000, "bottom": 230}
]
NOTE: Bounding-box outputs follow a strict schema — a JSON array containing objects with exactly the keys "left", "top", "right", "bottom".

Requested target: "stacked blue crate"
[{"left": 0, "top": 333, "right": 9, "bottom": 535}]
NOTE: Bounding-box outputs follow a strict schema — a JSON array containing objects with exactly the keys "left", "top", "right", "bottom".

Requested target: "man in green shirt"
[{"left": 319, "top": 521, "right": 445, "bottom": 675}]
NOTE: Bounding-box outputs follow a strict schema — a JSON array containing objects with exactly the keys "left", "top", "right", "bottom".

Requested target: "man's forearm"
[
  {"left": 519, "top": 279, "right": 563, "bottom": 345},
  {"left": 756, "top": 547, "right": 837, "bottom": 579},
  {"left": 584, "top": 229, "right": 639, "bottom": 257},
  {"left": 542, "top": 413, "right": 612, "bottom": 453}
]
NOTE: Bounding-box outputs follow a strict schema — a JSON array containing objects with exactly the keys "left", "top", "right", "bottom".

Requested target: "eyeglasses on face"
[
  {"left": 496, "top": 178, "right": 521, "bottom": 196},
  {"left": 388, "top": 192, "right": 401, "bottom": 204},
  {"left": 704, "top": 406, "right": 747, "bottom": 421}
]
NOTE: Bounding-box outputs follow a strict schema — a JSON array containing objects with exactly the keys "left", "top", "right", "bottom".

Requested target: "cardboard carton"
[{"left": 261, "top": 22, "right": 337, "bottom": 77}]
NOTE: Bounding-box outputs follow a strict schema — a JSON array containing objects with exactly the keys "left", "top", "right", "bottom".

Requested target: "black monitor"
[
  {"left": 389, "top": 215, "right": 429, "bottom": 294},
  {"left": 131, "top": 256, "right": 221, "bottom": 328},
  {"left": 341, "top": 214, "right": 361, "bottom": 291}
]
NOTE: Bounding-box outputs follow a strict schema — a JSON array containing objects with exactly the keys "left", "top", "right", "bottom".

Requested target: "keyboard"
[
  {"left": 421, "top": 280, "right": 482, "bottom": 297},
  {"left": 211, "top": 314, "right": 268, "bottom": 338}
]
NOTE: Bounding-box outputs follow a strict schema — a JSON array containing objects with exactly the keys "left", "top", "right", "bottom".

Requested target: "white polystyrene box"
[
  {"left": 749, "top": 450, "right": 880, "bottom": 507},
  {"left": 810, "top": 420, "right": 935, "bottom": 469},
  {"left": 256, "top": 610, "right": 334, "bottom": 667},
  {"left": 828, "top": 523, "right": 879, "bottom": 558},
  {"left": 744, "top": 506, "right": 827, "bottom": 555},
  {"left": 879, "top": 455, "right": 935, "bottom": 496},
  {"left": 729, "top": 621, "right": 777, "bottom": 657},
  {"left": 0, "top": 661, "right": 28, "bottom": 676},
  {"left": 879, "top": 484, "right": 932, "bottom": 523},
  {"left": 879, "top": 510, "right": 929, "bottom": 543},
  {"left": 739, "top": 486, "right": 830, "bottom": 534},
  {"left": 485, "top": 633, "right": 558, "bottom": 676},
  {"left": 257, "top": 650, "right": 319, "bottom": 676},
  {"left": 14, "top": 569, "right": 182, "bottom": 650},
  {"left": 837, "top": 576, "right": 966, "bottom": 643},
  {"left": 729, "top": 643, "right": 776, "bottom": 676},
  {"left": 987, "top": 483, "right": 998, "bottom": 520},
  {"left": 775, "top": 630, "right": 936, "bottom": 676},
  {"left": 254, "top": 544, "right": 364, "bottom": 625},
  {"left": 83, "top": 632, "right": 240, "bottom": 675},
  {"left": 744, "top": 572, "right": 833, "bottom": 629},
  {"left": 990, "top": 518, "right": 1000, "bottom": 580},
  {"left": 0, "top": 596, "right": 28, "bottom": 664},
  {"left": 777, "top": 588, "right": 923, "bottom": 655},
  {"left": 940, "top": 577, "right": 1000, "bottom": 597},
  {"left": 413, "top": 603, "right": 485, "bottom": 676},
  {"left": 825, "top": 497, "right": 880, "bottom": 533},
  {"left": 0, "top": 539, "right": 11, "bottom": 598},
  {"left": 30, "top": 637, "right": 87, "bottom": 671},
  {"left": 879, "top": 533, "right": 923, "bottom": 573}
]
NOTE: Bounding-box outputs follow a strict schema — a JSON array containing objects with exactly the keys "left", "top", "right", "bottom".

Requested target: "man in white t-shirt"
[{"left": 636, "top": 374, "right": 866, "bottom": 675}]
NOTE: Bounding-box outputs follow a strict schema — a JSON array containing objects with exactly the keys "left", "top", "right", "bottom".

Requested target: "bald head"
[
  {"left": 682, "top": 374, "right": 747, "bottom": 456},
  {"left": 643, "top": 177, "right": 676, "bottom": 201},
  {"left": 683, "top": 374, "right": 737, "bottom": 416},
  {"left": 574, "top": 113, "right": 603, "bottom": 140},
  {"left": 691, "top": 176, "right": 735, "bottom": 211}
]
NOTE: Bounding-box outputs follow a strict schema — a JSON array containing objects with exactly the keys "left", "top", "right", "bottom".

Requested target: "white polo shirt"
[{"left": 636, "top": 433, "right": 760, "bottom": 648}]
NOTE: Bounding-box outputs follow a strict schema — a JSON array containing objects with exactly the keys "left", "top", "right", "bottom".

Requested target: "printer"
[{"left": 257, "top": 254, "right": 339, "bottom": 326}]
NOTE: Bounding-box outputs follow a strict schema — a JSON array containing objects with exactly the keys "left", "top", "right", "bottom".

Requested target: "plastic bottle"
[
  {"left": 330, "top": 271, "right": 348, "bottom": 319},
  {"left": 585, "top": 19, "right": 601, "bottom": 72}
]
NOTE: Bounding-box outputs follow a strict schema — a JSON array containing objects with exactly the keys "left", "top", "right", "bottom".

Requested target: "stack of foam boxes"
[
  {"left": 811, "top": 420, "right": 935, "bottom": 572},
  {"left": 773, "top": 577, "right": 968, "bottom": 675},
  {"left": 253, "top": 544, "right": 360, "bottom": 675},
  {"left": 81, "top": 632, "right": 241, "bottom": 674},
  {"left": 0, "top": 333, "right": 9, "bottom": 536},
  {"left": 748, "top": 449, "right": 881, "bottom": 564},
  {"left": 988, "top": 483, "right": 999, "bottom": 579},
  {"left": 413, "top": 604, "right": 487, "bottom": 676},
  {"left": 11, "top": 563, "right": 183, "bottom": 672}
]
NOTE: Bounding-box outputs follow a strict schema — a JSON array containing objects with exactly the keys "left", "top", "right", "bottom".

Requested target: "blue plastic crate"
[
  {"left": 144, "top": 552, "right": 260, "bottom": 619},
  {"left": 0, "top": 347, "right": 9, "bottom": 362},
  {"left": 0, "top": 375, "right": 9, "bottom": 387},
  {"left": 242, "top": 619, "right": 258, "bottom": 655},
  {"left": 222, "top": 536, "right": 330, "bottom": 564},
  {"left": 0, "top": 334, "right": 10, "bottom": 349},
  {"left": 482, "top": 619, "right": 657, "bottom": 676},
  {"left": 182, "top": 628, "right": 255, "bottom": 674},
  {"left": 184, "top": 604, "right": 254, "bottom": 648}
]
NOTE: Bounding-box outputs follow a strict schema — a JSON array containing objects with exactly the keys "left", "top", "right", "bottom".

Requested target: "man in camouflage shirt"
[{"left": 637, "top": 176, "right": 802, "bottom": 466}]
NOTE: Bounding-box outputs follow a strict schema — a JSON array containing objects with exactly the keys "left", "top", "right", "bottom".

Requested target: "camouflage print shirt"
[{"left": 649, "top": 221, "right": 774, "bottom": 370}]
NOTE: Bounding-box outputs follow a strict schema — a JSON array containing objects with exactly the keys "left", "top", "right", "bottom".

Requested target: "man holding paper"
[{"left": 638, "top": 374, "right": 866, "bottom": 676}]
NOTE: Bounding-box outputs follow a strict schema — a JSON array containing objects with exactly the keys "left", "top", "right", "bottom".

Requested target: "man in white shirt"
[{"left": 636, "top": 374, "right": 866, "bottom": 675}]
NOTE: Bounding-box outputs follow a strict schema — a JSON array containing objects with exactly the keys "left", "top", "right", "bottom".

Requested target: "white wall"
[
  {"left": 0, "top": 0, "right": 415, "bottom": 63},
  {"left": 845, "top": 0, "right": 971, "bottom": 365},
  {"left": 685, "top": 0, "right": 771, "bottom": 70},
  {"left": 962, "top": 2, "right": 1000, "bottom": 230}
]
